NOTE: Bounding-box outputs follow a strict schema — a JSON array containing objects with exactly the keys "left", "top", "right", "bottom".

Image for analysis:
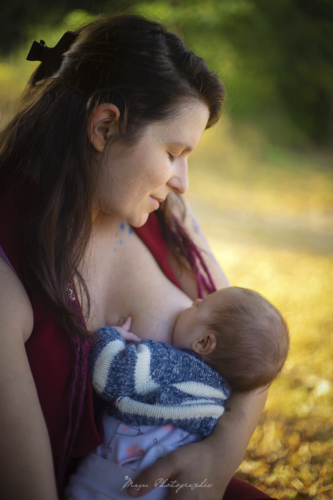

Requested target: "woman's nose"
[{"left": 167, "top": 159, "right": 189, "bottom": 195}]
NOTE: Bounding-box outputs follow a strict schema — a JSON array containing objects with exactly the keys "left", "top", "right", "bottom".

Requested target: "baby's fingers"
[
  {"left": 117, "top": 316, "right": 132, "bottom": 331},
  {"left": 123, "top": 330, "right": 141, "bottom": 343},
  {"left": 122, "top": 316, "right": 132, "bottom": 331},
  {"left": 114, "top": 326, "right": 140, "bottom": 342}
]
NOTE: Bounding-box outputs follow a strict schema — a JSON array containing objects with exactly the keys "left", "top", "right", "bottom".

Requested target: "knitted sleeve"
[
  {"left": 89, "top": 327, "right": 136, "bottom": 400},
  {"left": 89, "top": 326, "right": 196, "bottom": 401},
  {"left": 89, "top": 326, "right": 231, "bottom": 436}
]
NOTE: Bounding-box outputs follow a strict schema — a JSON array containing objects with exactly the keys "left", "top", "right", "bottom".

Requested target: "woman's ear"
[
  {"left": 87, "top": 103, "right": 120, "bottom": 153},
  {"left": 192, "top": 331, "right": 217, "bottom": 356}
]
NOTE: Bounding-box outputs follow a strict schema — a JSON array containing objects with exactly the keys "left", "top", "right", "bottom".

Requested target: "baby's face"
[{"left": 172, "top": 289, "right": 225, "bottom": 350}]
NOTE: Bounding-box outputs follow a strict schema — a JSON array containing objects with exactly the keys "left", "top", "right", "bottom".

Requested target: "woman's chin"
[{"left": 128, "top": 212, "right": 151, "bottom": 228}]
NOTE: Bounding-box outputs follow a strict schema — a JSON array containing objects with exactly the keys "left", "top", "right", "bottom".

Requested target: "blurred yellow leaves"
[
  {"left": 237, "top": 417, "right": 333, "bottom": 497},
  {"left": 187, "top": 118, "right": 333, "bottom": 498}
]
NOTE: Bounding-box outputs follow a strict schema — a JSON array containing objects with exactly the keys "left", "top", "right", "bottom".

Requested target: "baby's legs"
[
  {"left": 65, "top": 417, "right": 200, "bottom": 500},
  {"left": 97, "top": 416, "right": 200, "bottom": 473}
]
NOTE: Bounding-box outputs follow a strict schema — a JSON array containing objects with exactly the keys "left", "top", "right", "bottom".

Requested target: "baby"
[
  {"left": 66, "top": 286, "right": 289, "bottom": 500},
  {"left": 171, "top": 286, "right": 290, "bottom": 393}
]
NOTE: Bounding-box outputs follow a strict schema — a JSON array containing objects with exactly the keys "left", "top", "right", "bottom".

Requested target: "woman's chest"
[{"left": 81, "top": 224, "right": 192, "bottom": 341}]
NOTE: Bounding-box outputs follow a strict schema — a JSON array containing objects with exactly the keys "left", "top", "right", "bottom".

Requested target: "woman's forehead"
[{"left": 148, "top": 102, "right": 209, "bottom": 145}]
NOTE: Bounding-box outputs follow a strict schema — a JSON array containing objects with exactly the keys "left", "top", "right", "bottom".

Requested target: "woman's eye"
[{"left": 168, "top": 153, "right": 175, "bottom": 161}]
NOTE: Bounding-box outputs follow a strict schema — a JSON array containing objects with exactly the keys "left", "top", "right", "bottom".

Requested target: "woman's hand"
[
  {"left": 127, "top": 389, "right": 268, "bottom": 499},
  {"left": 127, "top": 436, "right": 230, "bottom": 499}
]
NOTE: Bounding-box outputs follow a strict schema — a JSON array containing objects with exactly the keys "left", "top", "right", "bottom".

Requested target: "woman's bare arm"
[
  {"left": 127, "top": 388, "right": 267, "bottom": 499},
  {"left": 0, "top": 258, "right": 58, "bottom": 500},
  {"left": 127, "top": 198, "right": 267, "bottom": 498},
  {"left": 198, "top": 389, "right": 268, "bottom": 495}
]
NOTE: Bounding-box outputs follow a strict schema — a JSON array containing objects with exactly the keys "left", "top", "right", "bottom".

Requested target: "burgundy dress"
[{"left": 0, "top": 177, "right": 274, "bottom": 499}]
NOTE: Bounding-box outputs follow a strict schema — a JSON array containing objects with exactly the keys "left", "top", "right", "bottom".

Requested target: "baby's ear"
[{"left": 192, "top": 331, "right": 216, "bottom": 356}]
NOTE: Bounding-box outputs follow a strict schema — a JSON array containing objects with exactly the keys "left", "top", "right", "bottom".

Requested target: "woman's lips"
[{"left": 150, "top": 196, "right": 164, "bottom": 209}]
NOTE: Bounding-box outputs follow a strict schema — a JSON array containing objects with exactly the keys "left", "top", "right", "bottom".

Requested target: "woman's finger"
[
  {"left": 127, "top": 439, "right": 229, "bottom": 499},
  {"left": 127, "top": 453, "right": 177, "bottom": 498}
]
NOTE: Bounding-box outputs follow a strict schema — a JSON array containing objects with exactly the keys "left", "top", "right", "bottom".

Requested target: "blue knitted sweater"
[{"left": 90, "top": 326, "right": 231, "bottom": 436}]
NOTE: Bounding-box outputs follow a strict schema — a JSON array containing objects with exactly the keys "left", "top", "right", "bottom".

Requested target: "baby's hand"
[
  {"left": 114, "top": 317, "right": 141, "bottom": 342},
  {"left": 117, "top": 316, "right": 132, "bottom": 331}
]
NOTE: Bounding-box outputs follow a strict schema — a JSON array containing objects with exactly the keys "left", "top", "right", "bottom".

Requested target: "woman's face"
[{"left": 93, "top": 100, "right": 209, "bottom": 227}]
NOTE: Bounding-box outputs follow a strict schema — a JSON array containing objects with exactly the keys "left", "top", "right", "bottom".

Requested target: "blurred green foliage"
[{"left": 1, "top": 0, "right": 333, "bottom": 148}]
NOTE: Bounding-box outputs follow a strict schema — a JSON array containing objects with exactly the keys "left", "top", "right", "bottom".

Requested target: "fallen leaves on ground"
[{"left": 235, "top": 414, "right": 333, "bottom": 499}]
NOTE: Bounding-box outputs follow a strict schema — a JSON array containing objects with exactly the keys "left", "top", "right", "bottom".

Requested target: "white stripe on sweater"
[
  {"left": 172, "top": 381, "right": 229, "bottom": 400},
  {"left": 179, "top": 399, "right": 217, "bottom": 406},
  {"left": 92, "top": 339, "right": 124, "bottom": 394},
  {"left": 134, "top": 344, "right": 159, "bottom": 394},
  {"left": 115, "top": 397, "right": 225, "bottom": 420}
]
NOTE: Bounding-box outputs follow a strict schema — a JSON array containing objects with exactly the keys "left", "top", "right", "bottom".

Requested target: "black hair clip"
[{"left": 26, "top": 31, "right": 76, "bottom": 84}]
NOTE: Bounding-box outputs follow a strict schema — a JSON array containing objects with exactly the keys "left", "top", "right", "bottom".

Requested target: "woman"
[{"left": 0, "top": 14, "right": 273, "bottom": 500}]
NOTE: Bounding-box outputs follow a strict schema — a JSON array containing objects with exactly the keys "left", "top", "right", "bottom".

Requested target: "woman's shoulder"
[{"left": 0, "top": 256, "right": 33, "bottom": 343}]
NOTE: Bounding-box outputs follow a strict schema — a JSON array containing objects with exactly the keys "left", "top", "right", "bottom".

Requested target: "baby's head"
[{"left": 172, "top": 287, "right": 289, "bottom": 393}]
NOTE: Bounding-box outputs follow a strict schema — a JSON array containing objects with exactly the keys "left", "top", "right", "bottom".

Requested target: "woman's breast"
[{"left": 83, "top": 228, "right": 192, "bottom": 343}]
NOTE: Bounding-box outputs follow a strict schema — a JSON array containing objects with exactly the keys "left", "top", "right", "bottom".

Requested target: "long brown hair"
[{"left": 0, "top": 14, "right": 225, "bottom": 338}]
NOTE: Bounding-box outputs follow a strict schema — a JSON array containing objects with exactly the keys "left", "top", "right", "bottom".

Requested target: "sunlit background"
[{"left": 1, "top": 1, "right": 332, "bottom": 498}]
